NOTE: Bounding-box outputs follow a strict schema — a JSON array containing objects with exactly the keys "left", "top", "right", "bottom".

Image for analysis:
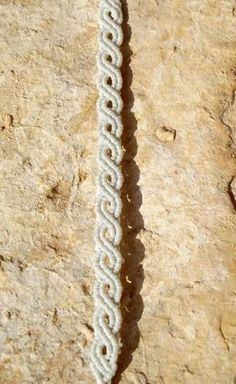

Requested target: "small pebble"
[
  {"left": 0, "top": 113, "right": 13, "bottom": 130},
  {"left": 155, "top": 126, "right": 176, "bottom": 142}
]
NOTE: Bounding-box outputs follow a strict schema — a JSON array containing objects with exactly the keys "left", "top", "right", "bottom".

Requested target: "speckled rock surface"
[{"left": 0, "top": 1, "right": 235, "bottom": 383}]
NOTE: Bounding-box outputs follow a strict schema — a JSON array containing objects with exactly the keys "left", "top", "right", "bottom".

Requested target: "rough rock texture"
[{"left": 0, "top": 1, "right": 235, "bottom": 383}]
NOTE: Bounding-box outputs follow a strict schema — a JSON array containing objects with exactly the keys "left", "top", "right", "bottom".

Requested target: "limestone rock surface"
[{"left": 0, "top": 1, "right": 235, "bottom": 383}]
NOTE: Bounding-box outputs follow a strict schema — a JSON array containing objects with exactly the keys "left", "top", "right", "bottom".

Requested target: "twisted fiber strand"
[{"left": 91, "top": 1, "right": 124, "bottom": 383}]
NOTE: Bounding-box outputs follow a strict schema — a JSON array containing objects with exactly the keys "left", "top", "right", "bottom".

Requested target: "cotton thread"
[{"left": 90, "top": 0, "right": 124, "bottom": 383}]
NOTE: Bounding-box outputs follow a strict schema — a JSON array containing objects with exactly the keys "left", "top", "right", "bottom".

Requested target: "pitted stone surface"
[{"left": 0, "top": 1, "right": 235, "bottom": 383}]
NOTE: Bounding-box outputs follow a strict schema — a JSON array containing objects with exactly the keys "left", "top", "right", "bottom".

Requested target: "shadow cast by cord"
[{"left": 113, "top": 1, "right": 145, "bottom": 382}]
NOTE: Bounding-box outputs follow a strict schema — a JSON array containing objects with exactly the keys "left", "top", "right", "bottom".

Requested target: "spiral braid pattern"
[{"left": 90, "top": 1, "right": 124, "bottom": 383}]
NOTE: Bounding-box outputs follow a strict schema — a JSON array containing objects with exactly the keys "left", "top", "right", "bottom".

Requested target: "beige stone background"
[{"left": 0, "top": 0, "right": 236, "bottom": 383}]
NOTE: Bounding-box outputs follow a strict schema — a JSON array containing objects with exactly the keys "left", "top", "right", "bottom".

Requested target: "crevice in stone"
[
  {"left": 219, "top": 318, "right": 230, "bottom": 352},
  {"left": 228, "top": 176, "right": 236, "bottom": 211},
  {"left": 220, "top": 89, "right": 236, "bottom": 151}
]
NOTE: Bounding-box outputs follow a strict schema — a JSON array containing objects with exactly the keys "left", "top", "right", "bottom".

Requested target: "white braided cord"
[{"left": 91, "top": 1, "right": 124, "bottom": 383}]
